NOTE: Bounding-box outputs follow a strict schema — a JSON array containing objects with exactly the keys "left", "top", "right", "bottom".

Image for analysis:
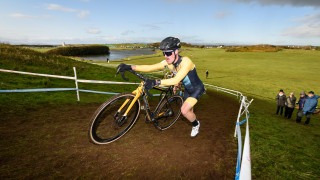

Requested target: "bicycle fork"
[{"left": 114, "top": 83, "right": 143, "bottom": 126}]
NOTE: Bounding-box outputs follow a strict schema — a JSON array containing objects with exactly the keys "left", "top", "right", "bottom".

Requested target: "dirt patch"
[{"left": 0, "top": 91, "right": 239, "bottom": 179}]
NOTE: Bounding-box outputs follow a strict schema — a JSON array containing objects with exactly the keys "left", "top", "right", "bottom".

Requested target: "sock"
[{"left": 192, "top": 120, "right": 199, "bottom": 127}]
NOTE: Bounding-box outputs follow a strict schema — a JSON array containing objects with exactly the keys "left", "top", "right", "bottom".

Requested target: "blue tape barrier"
[
  {"left": 236, "top": 114, "right": 250, "bottom": 126},
  {"left": 78, "top": 89, "right": 119, "bottom": 95},
  {"left": 235, "top": 124, "right": 242, "bottom": 180}
]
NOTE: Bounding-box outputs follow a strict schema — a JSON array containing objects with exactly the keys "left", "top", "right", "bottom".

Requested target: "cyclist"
[{"left": 117, "top": 37, "right": 205, "bottom": 137}]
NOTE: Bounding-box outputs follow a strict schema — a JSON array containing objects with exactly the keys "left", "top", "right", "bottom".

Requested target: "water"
[{"left": 79, "top": 49, "right": 156, "bottom": 61}]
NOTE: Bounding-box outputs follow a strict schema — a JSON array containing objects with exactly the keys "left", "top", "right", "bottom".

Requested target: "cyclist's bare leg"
[{"left": 181, "top": 101, "right": 196, "bottom": 122}]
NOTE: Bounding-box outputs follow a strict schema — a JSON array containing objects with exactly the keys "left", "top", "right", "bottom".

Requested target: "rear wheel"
[
  {"left": 155, "top": 95, "right": 183, "bottom": 130},
  {"left": 88, "top": 93, "right": 140, "bottom": 145}
]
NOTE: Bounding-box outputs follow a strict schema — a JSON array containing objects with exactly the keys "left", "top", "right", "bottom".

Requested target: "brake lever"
[
  {"left": 145, "top": 88, "right": 153, "bottom": 97},
  {"left": 121, "top": 71, "right": 129, "bottom": 81}
]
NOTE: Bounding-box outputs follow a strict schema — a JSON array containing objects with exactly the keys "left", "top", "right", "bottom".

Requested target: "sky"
[{"left": 0, "top": 0, "right": 319, "bottom": 45}]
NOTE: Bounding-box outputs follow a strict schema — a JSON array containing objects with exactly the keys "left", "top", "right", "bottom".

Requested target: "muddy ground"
[{"left": 0, "top": 91, "right": 239, "bottom": 179}]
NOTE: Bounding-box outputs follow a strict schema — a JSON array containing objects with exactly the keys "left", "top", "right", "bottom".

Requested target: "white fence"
[
  {"left": 205, "top": 83, "right": 253, "bottom": 180},
  {"left": 1, "top": 68, "right": 253, "bottom": 179},
  {"left": 0, "top": 67, "right": 139, "bottom": 101}
]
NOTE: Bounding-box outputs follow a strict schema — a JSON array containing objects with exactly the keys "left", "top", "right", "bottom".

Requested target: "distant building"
[{"left": 62, "top": 42, "right": 66, "bottom": 47}]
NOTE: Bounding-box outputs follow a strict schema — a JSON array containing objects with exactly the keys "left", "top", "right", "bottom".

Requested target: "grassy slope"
[
  {"left": 0, "top": 44, "right": 140, "bottom": 113},
  {"left": 107, "top": 47, "right": 320, "bottom": 179}
]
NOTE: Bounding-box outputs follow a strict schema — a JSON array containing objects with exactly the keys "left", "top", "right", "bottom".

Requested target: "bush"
[
  {"left": 46, "top": 45, "right": 110, "bottom": 56},
  {"left": 225, "top": 45, "right": 283, "bottom": 52}
]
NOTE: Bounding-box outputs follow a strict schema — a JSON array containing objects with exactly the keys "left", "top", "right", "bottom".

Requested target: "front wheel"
[
  {"left": 88, "top": 93, "right": 140, "bottom": 145},
  {"left": 155, "top": 95, "right": 183, "bottom": 130}
]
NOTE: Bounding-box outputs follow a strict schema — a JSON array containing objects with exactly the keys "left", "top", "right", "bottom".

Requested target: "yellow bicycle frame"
[{"left": 117, "top": 81, "right": 144, "bottom": 116}]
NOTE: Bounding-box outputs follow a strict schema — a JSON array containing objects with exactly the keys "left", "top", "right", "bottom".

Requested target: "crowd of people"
[{"left": 275, "top": 90, "right": 319, "bottom": 125}]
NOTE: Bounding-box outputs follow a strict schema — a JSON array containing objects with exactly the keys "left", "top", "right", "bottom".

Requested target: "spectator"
[
  {"left": 284, "top": 92, "right": 296, "bottom": 119},
  {"left": 298, "top": 91, "right": 319, "bottom": 125},
  {"left": 275, "top": 89, "right": 286, "bottom": 115},
  {"left": 296, "top": 91, "right": 308, "bottom": 123},
  {"left": 296, "top": 91, "right": 307, "bottom": 123},
  {"left": 206, "top": 70, "right": 209, "bottom": 79}
]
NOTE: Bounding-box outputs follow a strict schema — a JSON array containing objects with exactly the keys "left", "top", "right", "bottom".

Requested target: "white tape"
[
  {"left": 77, "top": 79, "right": 139, "bottom": 85},
  {"left": 0, "top": 68, "right": 140, "bottom": 85},
  {"left": 0, "top": 69, "right": 75, "bottom": 80}
]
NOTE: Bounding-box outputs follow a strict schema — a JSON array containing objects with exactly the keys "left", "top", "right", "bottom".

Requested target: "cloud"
[
  {"left": 78, "top": 10, "right": 90, "bottom": 18},
  {"left": 87, "top": 28, "right": 101, "bottom": 34},
  {"left": 295, "top": 13, "right": 320, "bottom": 22},
  {"left": 214, "top": 11, "right": 232, "bottom": 19},
  {"left": 9, "top": 13, "right": 37, "bottom": 18},
  {"left": 45, "top": 4, "right": 77, "bottom": 12},
  {"left": 44, "top": 3, "right": 89, "bottom": 19},
  {"left": 282, "top": 13, "right": 320, "bottom": 37},
  {"left": 8, "top": 13, "right": 51, "bottom": 19},
  {"left": 121, "top": 30, "right": 135, "bottom": 36},
  {"left": 232, "top": 0, "right": 320, "bottom": 7},
  {"left": 142, "top": 24, "right": 161, "bottom": 30}
]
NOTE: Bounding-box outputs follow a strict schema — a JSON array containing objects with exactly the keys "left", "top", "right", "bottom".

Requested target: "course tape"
[
  {"left": 236, "top": 114, "right": 250, "bottom": 126},
  {"left": 0, "top": 69, "right": 75, "bottom": 80},
  {"left": 0, "top": 88, "right": 161, "bottom": 96},
  {"left": 0, "top": 88, "right": 77, "bottom": 93},
  {"left": 235, "top": 124, "right": 242, "bottom": 180},
  {"left": 0, "top": 69, "right": 139, "bottom": 85},
  {"left": 78, "top": 89, "right": 119, "bottom": 95},
  {"left": 77, "top": 79, "right": 139, "bottom": 85}
]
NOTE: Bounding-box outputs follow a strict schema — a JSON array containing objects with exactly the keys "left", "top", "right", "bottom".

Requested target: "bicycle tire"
[
  {"left": 155, "top": 95, "right": 183, "bottom": 130},
  {"left": 88, "top": 93, "right": 140, "bottom": 145}
]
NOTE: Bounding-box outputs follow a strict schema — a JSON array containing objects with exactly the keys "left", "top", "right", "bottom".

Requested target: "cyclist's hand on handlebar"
[
  {"left": 144, "top": 79, "right": 157, "bottom": 91},
  {"left": 117, "top": 63, "right": 132, "bottom": 73}
]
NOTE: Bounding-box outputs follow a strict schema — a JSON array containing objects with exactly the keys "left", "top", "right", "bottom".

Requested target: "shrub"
[
  {"left": 225, "top": 45, "right": 283, "bottom": 52},
  {"left": 46, "top": 45, "right": 110, "bottom": 56}
]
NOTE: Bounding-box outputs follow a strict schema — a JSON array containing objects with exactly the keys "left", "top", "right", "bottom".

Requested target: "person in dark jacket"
[
  {"left": 296, "top": 91, "right": 307, "bottom": 123},
  {"left": 275, "top": 89, "right": 286, "bottom": 115},
  {"left": 299, "top": 91, "right": 319, "bottom": 125},
  {"left": 284, "top": 92, "right": 296, "bottom": 119}
]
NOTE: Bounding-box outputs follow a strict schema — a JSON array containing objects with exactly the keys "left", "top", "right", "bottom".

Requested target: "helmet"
[{"left": 160, "top": 37, "right": 181, "bottom": 51}]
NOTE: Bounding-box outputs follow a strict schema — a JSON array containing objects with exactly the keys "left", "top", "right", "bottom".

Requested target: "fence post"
[{"left": 73, "top": 67, "right": 80, "bottom": 101}]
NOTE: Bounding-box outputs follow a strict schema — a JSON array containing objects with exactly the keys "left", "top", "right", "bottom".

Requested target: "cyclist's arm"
[
  {"left": 133, "top": 61, "right": 167, "bottom": 72},
  {"left": 160, "top": 58, "right": 194, "bottom": 86}
]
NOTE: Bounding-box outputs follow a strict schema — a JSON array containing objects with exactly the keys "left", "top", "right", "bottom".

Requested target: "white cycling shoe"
[{"left": 191, "top": 121, "right": 200, "bottom": 137}]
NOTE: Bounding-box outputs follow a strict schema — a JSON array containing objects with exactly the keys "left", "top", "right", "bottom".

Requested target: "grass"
[
  {"left": 107, "top": 47, "right": 320, "bottom": 179},
  {"left": 1, "top": 44, "right": 320, "bottom": 179}
]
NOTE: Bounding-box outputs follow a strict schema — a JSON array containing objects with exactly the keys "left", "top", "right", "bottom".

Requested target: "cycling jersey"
[{"left": 135, "top": 56, "right": 204, "bottom": 107}]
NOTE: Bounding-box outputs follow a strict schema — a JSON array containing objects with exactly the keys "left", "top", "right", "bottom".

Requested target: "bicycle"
[{"left": 88, "top": 69, "right": 183, "bottom": 145}]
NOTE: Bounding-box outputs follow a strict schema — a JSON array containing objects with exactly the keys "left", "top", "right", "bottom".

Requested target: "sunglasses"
[{"left": 162, "top": 49, "right": 177, "bottom": 56}]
